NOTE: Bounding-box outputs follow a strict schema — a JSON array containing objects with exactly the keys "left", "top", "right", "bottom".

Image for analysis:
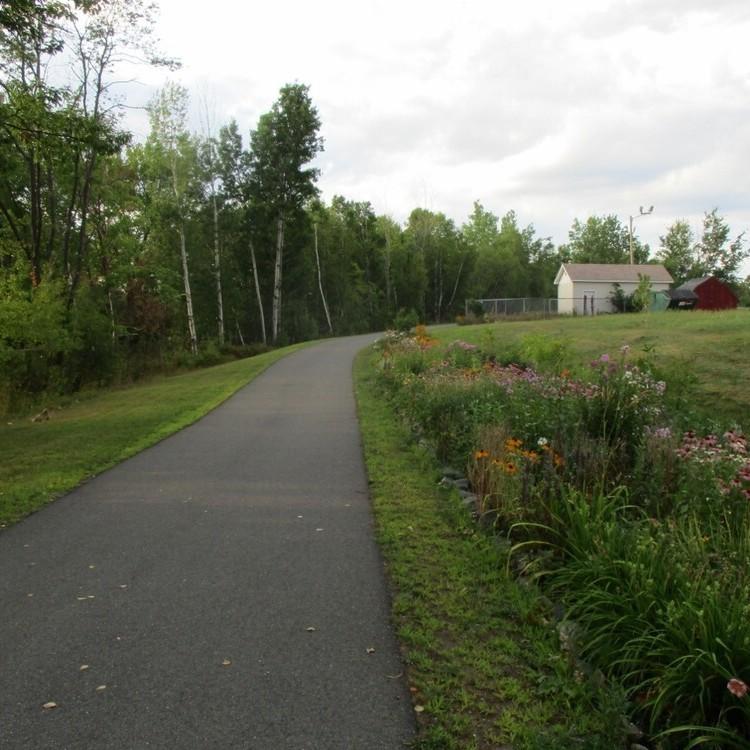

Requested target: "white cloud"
[{"left": 117, "top": 0, "right": 750, "bottom": 272}]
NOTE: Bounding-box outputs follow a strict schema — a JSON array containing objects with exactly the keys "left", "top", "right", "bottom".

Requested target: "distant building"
[
  {"left": 554, "top": 263, "right": 674, "bottom": 315},
  {"left": 668, "top": 277, "right": 738, "bottom": 311}
]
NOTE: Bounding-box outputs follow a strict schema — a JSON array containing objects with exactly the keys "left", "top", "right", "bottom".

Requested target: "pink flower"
[{"left": 727, "top": 678, "right": 749, "bottom": 698}]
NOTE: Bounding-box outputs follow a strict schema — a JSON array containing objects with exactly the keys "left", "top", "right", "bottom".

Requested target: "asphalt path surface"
[{"left": 0, "top": 335, "right": 415, "bottom": 749}]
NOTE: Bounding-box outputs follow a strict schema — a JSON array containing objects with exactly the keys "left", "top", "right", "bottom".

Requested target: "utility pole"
[{"left": 629, "top": 205, "right": 654, "bottom": 264}]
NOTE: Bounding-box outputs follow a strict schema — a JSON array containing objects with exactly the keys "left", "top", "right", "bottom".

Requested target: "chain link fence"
[
  {"left": 466, "top": 298, "right": 559, "bottom": 317},
  {"left": 466, "top": 296, "right": 623, "bottom": 317}
]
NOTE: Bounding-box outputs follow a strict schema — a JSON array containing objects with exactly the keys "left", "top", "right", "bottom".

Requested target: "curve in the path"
[{"left": 0, "top": 335, "right": 415, "bottom": 750}]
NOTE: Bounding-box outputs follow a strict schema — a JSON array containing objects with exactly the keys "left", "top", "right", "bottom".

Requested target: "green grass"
[
  {"left": 354, "top": 348, "right": 627, "bottom": 749},
  {"left": 0, "top": 343, "right": 309, "bottom": 527},
  {"left": 440, "top": 309, "right": 750, "bottom": 426}
]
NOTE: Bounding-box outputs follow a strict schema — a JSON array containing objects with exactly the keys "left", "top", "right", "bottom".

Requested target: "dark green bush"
[{"left": 392, "top": 307, "right": 419, "bottom": 332}]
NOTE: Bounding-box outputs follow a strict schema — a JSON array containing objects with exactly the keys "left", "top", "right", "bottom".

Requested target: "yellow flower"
[
  {"left": 474, "top": 450, "right": 489, "bottom": 460},
  {"left": 504, "top": 438, "right": 523, "bottom": 452},
  {"left": 504, "top": 461, "right": 518, "bottom": 476}
]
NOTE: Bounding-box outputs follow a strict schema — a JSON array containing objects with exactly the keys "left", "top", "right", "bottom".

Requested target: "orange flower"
[
  {"left": 504, "top": 462, "right": 518, "bottom": 475},
  {"left": 491, "top": 458, "right": 503, "bottom": 467},
  {"left": 521, "top": 450, "right": 539, "bottom": 463},
  {"left": 504, "top": 438, "right": 523, "bottom": 452},
  {"left": 553, "top": 453, "right": 565, "bottom": 468},
  {"left": 474, "top": 450, "right": 489, "bottom": 460}
]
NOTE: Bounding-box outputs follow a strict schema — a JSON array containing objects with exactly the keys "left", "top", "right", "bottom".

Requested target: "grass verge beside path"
[
  {"left": 354, "top": 348, "right": 626, "bottom": 750},
  {"left": 0, "top": 343, "right": 310, "bottom": 528}
]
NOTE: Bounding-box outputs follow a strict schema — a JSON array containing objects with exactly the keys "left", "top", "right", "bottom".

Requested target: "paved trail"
[{"left": 0, "top": 336, "right": 415, "bottom": 749}]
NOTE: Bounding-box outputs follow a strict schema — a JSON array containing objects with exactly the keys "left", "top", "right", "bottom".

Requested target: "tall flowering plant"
[{"left": 580, "top": 347, "right": 667, "bottom": 476}]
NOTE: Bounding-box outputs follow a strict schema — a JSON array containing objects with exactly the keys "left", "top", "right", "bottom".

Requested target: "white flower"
[{"left": 537, "top": 437, "right": 549, "bottom": 447}]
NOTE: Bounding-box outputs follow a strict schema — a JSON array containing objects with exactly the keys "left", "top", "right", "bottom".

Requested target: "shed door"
[{"left": 583, "top": 289, "right": 595, "bottom": 315}]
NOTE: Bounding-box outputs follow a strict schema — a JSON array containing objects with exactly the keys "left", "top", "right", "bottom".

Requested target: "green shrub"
[{"left": 392, "top": 307, "right": 420, "bottom": 332}]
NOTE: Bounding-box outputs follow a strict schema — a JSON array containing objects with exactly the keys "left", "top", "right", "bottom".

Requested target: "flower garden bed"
[{"left": 374, "top": 326, "right": 750, "bottom": 748}]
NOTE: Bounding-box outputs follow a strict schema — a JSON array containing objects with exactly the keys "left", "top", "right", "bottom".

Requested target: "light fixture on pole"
[{"left": 629, "top": 205, "right": 654, "bottom": 264}]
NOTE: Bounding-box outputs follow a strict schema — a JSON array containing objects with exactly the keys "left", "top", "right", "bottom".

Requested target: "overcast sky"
[{"left": 122, "top": 0, "right": 749, "bottom": 269}]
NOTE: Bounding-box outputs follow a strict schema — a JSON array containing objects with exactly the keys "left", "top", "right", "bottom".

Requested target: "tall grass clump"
[{"left": 374, "top": 327, "right": 750, "bottom": 747}]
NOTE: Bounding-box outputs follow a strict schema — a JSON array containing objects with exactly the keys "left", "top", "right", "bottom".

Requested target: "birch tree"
[
  {"left": 248, "top": 83, "right": 323, "bottom": 343},
  {"left": 313, "top": 222, "right": 332, "bottom": 334},
  {"left": 197, "top": 99, "right": 225, "bottom": 345},
  {"left": 146, "top": 83, "right": 198, "bottom": 354},
  {"left": 217, "top": 120, "right": 266, "bottom": 344}
]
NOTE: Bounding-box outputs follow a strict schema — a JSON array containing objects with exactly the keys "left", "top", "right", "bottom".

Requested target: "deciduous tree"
[{"left": 248, "top": 84, "right": 323, "bottom": 343}]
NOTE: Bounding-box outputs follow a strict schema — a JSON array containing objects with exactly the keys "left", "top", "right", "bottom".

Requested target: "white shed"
[{"left": 554, "top": 263, "right": 673, "bottom": 315}]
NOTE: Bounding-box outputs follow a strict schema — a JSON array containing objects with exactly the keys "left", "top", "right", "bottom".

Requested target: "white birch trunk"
[
  {"left": 170, "top": 150, "right": 197, "bottom": 355},
  {"left": 179, "top": 223, "right": 198, "bottom": 355},
  {"left": 313, "top": 223, "right": 333, "bottom": 334},
  {"left": 107, "top": 290, "right": 116, "bottom": 342},
  {"left": 446, "top": 256, "right": 466, "bottom": 311},
  {"left": 250, "top": 240, "right": 267, "bottom": 345},
  {"left": 212, "top": 192, "right": 225, "bottom": 345},
  {"left": 271, "top": 217, "right": 284, "bottom": 344},
  {"left": 235, "top": 315, "right": 246, "bottom": 346}
]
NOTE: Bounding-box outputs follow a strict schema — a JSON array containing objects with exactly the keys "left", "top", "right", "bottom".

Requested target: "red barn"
[{"left": 673, "top": 277, "right": 738, "bottom": 310}]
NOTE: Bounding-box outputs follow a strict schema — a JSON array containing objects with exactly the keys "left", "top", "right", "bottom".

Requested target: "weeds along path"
[{"left": 0, "top": 335, "right": 414, "bottom": 750}]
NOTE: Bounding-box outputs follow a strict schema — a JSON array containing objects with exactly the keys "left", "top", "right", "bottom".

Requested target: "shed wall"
[
  {"left": 695, "top": 278, "right": 738, "bottom": 310},
  {"left": 559, "top": 280, "right": 672, "bottom": 315},
  {"left": 557, "top": 276, "right": 575, "bottom": 313}
]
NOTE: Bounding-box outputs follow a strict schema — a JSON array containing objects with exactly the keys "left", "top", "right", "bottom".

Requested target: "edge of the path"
[{"left": 0, "top": 340, "right": 314, "bottom": 529}]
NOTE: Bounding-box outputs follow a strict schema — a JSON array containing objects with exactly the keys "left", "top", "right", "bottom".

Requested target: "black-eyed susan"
[
  {"left": 504, "top": 461, "right": 518, "bottom": 476},
  {"left": 474, "top": 450, "right": 489, "bottom": 460}
]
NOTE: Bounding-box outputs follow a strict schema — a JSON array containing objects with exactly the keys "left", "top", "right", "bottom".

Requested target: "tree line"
[{"left": 1, "top": 1, "right": 747, "bottom": 406}]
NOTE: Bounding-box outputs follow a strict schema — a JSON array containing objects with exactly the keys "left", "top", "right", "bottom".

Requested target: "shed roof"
[
  {"left": 677, "top": 277, "right": 712, "bottom": 292},
  {"left": 667, "top": 288, "right": 699, "bottom": 301},
  {"left": 556, "top": 263, "right": 674, "bottom": 285}
]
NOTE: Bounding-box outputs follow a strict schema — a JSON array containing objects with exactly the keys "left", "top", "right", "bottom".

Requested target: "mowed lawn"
[
  {"left": 433, "top": 309, "right": 750, "bottom": 426},
  {"left": 0, "top": 344, "right": 308, "bottom": 527}
]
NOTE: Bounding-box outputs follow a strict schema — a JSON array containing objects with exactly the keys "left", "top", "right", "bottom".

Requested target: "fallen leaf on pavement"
[{"left": 42, "top": 702, "right": 57, "bottom": 710}]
